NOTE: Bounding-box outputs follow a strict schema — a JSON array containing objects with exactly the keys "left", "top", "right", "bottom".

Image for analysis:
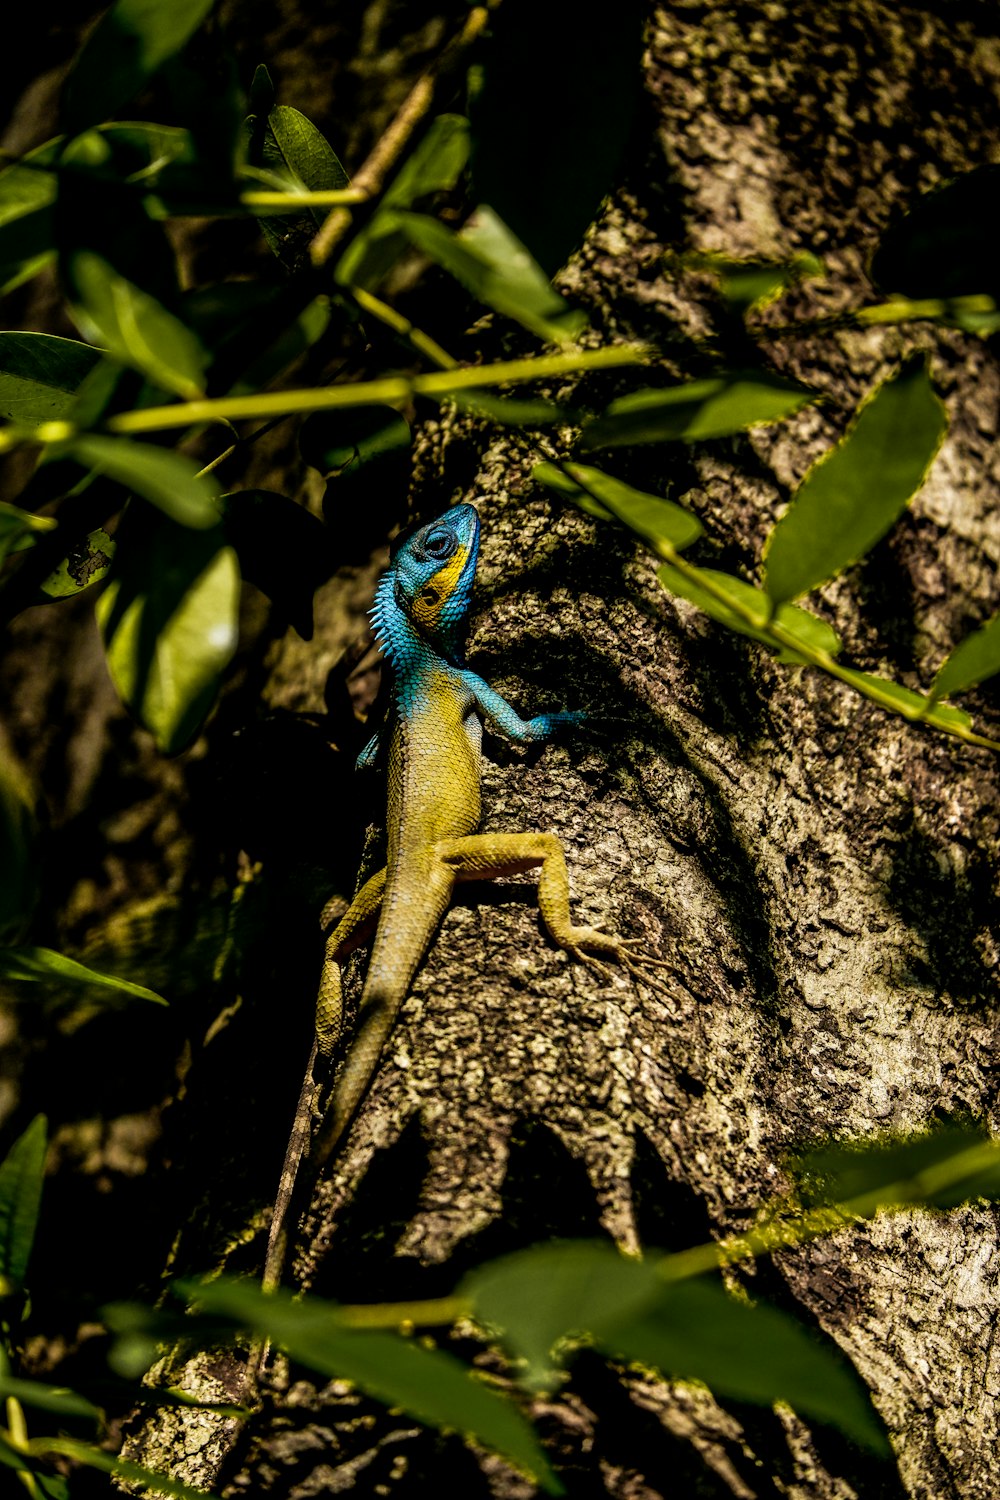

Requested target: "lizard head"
[{"left": 379, "top": 503, "right": 480, "bottom": 663}]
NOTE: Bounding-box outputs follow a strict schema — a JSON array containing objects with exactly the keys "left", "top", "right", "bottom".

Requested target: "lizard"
[{"left": 259, "top": 501, "right": 667, "bottom": 1304}]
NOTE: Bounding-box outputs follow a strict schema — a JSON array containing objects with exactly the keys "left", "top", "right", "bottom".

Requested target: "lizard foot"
[{"left": 569, "top": 935, "right": 676, "bottom": 1004}]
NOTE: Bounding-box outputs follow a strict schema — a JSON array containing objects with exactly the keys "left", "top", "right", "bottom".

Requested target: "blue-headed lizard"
[{"left": 261, "top": 502, "right": 666, "bottom": 1298}]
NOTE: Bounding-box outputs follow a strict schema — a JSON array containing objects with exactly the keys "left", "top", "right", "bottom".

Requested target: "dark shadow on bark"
[{"left": 886, "top": 812, "right": 1000, "bottom": 1007}]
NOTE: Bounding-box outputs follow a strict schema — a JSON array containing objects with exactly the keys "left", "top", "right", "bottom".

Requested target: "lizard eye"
[{"left": 422, "top": 527, "right": 456, "bottom": 559}]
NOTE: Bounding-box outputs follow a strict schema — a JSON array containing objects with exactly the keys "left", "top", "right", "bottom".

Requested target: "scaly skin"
[{"left": 260, "top": 504, "right": 666, "bottom": 1303}]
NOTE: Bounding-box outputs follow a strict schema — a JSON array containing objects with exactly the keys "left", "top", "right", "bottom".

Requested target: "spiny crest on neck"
[{"left": 370, "top": 504, "right": 480, "bottom": 671}]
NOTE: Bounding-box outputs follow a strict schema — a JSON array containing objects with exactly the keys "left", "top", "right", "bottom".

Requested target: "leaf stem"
[
  {"left": 309, "top": 5, "right": 491, "bottom": 268},
  {"left": 755, "top": 293, "right": 996, "bottom": 339},
  {"left": 352, "top": 287, "right": 459, "bottom": 369},
  {"left": 99, "top": 345, "right": 650, "bottom": 434},
  {"left": 241, "top": 188, "right": 367, "bottom": 209}
]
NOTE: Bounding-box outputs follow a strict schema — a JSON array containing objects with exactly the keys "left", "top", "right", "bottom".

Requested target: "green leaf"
[
  {"left": 62, "top": 0, "right": 216, "bottom": 135},
  {"left": 229, "top": 295, "right": 331, "bottom": 395},
  {"left": 603, "top": 1279, "right": 888, "bottom": 1454},
  {"left": 0, "top": 1375, "right": 100, "bottom": 1421},
  {"left": 764, "top": 360, "right": 947, "bottom": 604},
  {"left": 466, "top": 1242, "right": 664, "bottom": 1389},
  {"left": 872, "top": 165, "right": 1000, "bottom": 300},
  {"left": 28, "top": 1439, "right": 220, "bottom": 1500},
  {"left": 97, "top": 517, "right": 239, "bottom": 754},
  {"left": 0, "top": 1115, "right": 47, "bottom": 1290},
  {"left": 383, "top": 115, "right": 470, "bottom": 213},
  {"left": 452, "top": 393, "right": 572, "bottom": 427},
  {"left": 657, "top": 563, "right": 842, "bottom": 665},
  {"left": 219, "top": 489, "right": 333, "bottom": 638},
  {"left": 65, "top": 251, "right": 208, "bottom": 399},
  {"left": 35, "top": 528, "right": 115, "bottom": 602},
  {"left": 681, "top": 250, "right": 826, "bottom": 313},
  {"left": 930, "top": 613, "right": 1000, "bottom": 705},
  {"left": 0, "top": 502, "right": 57, "bottom": 569},
  {"left": 61, "top": 435, "right": 221, "bottom": 529},
  {"left": 579, "top": 371, "right": 817, "bottom": 449},
  {"left": 243, "top": 97, "right": 346, "bottom": 262},
  {"left": 268, "top": 105, "right": 349, "bottom": 201},
  {"left": 533, "top": 461, "right": 703, "bottom": 554},
  {"left": 0, "top": 141, "right": 59, "bottom": 227},
  {"left": 55, "top": 134, "right": 183, "bottom": 307},
  {"left": 0, "top": 752, "right": 38, "bottom": 943},
  {"left": 395, "top": 207, "right": 587, "bottom": 343},
  {"left": 0, "top": 332, "right": 102, "bottom": 424},
  {"left": 0, "top": 140, "right": 59, "bottom": 291},
  {"left": 336, "top": 114, "right": 469, "bottom": 290},
  {"left": 0, "top": 946, "right": 166, "bottom": 1005},
  {"left": 0, "top": 1432, "right": 31, "bottom": 1470},
  {"left": 794, "top": 1124, "right": 1000, "bottom": 1213},
  {"left": 299, "top": 406, "right": 411, "bottom": 476},
  {"left": 180, "top": 1278, "right": 561, "bottom": 1493},
  {"left": 470, "top": 0, "right": 644, "bottom": 274}
]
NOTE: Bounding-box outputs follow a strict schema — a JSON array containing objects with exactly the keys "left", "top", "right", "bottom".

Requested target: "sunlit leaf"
[
  {"left": 180, "top": 1278, "right": 561, "bottom": 1493},
  {"left": 336, "top": 114, "right": 469, "bottom": 290},
  {"left": 62, "top": 0, "right": 216, "bottom": 135},
  {"left": 764, "top": 360, "right": 946, "bottom": 604},
  {"left": 470, "top": 0, "right": 644, "bottom": 273},
  {"left": 579, "top": 371, "right": 817, "bottom": 449},
  {"left": 534, "top": 460, "right": 702, "bottom": 553},
  {"left": 872, "top": 165, "right": 1000, "bottom": 300},
  {"left": 397, "top": 206, "right": 586, "bottom": 343},
  {"left": 34, "top": 528, "right": 115, "bottom": 602},
  {"left": 0, "top": 752, "right": 38, "bottom": 943},
  {"left": 61, "top": 434, "right": 221, "bottom": 529},
  {"left": 467, "top": 1241, "right": 663, "bottom": 1389},
  {"left": 0, "top": 332, "right": 102, "bottom": 423},
  {"left": 0, "top": 1432, "right": 31, "bottom": 1470},
  {"left": 0, "top": 1375, "right": 99, "bottom": 1421},
  {"left": 657, "top": 563, "right": 842, "bottom": 664},
  {"left": 794, "top": 1123, "right": 1000, "bottom": 1212},
  {"left": 0, "top": 946, "right": 166, "bottom": 1005},
  {"left": 65, "top": 251, "right": 207, "bottom": 399},
  {"left": 96, "top": 517, "right": 239, "bottom": 754},
  {"left": 0, "top": 1115, "right": 47, "bottom": 1290},
  {"left": 929, "top": 613, "right": 1000, "bottom": 705},
  {"left": 603, "top": 1279, "right": 889, "bottom": 1454}
]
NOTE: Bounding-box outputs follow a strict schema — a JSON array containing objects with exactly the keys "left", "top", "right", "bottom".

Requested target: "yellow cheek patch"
[{"left": 411, "top": 542, "right": 469, "bottom": 634}]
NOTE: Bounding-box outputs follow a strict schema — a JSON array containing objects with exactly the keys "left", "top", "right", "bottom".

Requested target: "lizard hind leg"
[{"left": 437, "top": 831, "right": 673, "bottom": 998}]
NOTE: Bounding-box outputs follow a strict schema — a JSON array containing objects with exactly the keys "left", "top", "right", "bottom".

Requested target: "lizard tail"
[{"left": 310, "top": 989, "right": 399, "bottom": 1174}]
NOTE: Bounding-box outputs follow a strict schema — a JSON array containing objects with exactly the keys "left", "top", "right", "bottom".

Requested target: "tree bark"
[{"left": 6, "top": 3, "right": 1000, "bottom": 1498}]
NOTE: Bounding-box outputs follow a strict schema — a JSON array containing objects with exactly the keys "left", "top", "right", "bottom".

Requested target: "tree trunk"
[{"left": 6, "top": 3, "right": 1000, "bottom": 1498}]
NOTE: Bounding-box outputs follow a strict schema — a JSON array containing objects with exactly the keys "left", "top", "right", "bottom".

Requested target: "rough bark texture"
[{"left": 4, "top": 3, "right": 1000, "bottom": 1499}]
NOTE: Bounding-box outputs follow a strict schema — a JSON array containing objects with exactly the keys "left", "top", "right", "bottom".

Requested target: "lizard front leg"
[{"left": 436, "top": 831, "right": 669, "bottom": 990}]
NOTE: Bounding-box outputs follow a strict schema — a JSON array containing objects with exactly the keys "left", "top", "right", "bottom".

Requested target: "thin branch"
[{"left": 308, "top": 5, "right": 492, "bottom": 268}]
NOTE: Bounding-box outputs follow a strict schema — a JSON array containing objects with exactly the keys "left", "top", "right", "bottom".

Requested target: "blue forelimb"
[{"left": 461, "top": 671, "right": 585, "bottom": 744}]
